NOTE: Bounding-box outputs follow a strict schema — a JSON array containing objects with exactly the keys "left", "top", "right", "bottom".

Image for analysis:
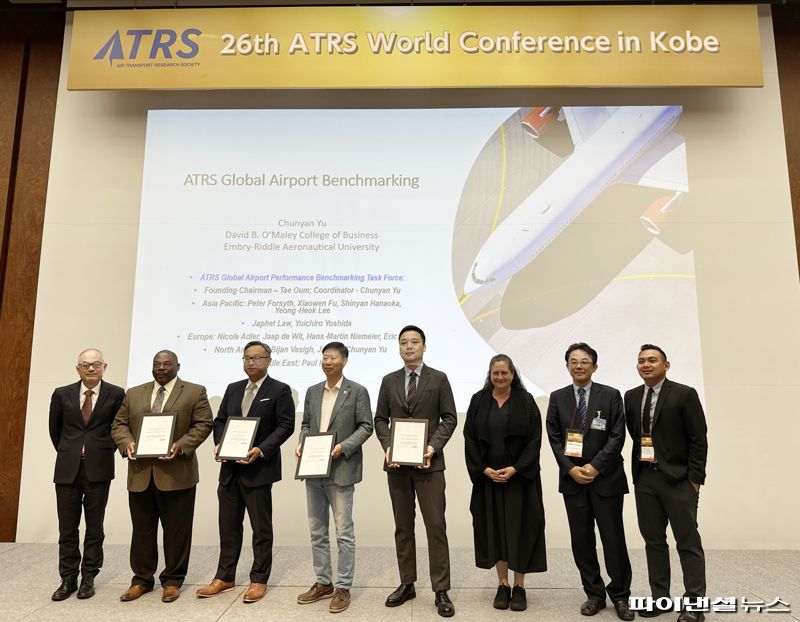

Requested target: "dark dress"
[{"left": 464, "top": 387, "right": 547, "bottom": 573}]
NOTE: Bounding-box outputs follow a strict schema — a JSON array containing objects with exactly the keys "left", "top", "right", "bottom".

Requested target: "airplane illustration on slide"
[{"left": 462, "top": 105, "right": 689, "bottom": 296}]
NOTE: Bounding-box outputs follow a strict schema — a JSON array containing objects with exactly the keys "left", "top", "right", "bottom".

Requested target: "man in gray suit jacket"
[{"left": 295, "top": 342, "right": 373, "bottom": 614}]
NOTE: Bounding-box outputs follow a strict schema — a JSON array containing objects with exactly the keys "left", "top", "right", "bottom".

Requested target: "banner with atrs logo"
[{"left": 67, "top": 5, "right": 763, "bottom": 90}]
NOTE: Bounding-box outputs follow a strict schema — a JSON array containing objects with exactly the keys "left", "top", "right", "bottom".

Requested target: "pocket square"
[{"left": 260, "top": 398, "right": 270, "bottom": 402}]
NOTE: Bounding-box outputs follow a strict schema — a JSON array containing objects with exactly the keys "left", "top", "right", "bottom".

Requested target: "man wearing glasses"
[
  {"left": 49, "top": 349, "right": 125, "bottom": 601},
  {"left": 196, "top": 340, "right": 295, "bottom": 604},
  {"left": 545, "top": 343, "right": 633, "bottom": 621}
]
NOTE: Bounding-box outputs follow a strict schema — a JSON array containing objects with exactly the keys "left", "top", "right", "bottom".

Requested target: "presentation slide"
[{"left": 128, "top": 107, "right": 702, "bottom": 405}]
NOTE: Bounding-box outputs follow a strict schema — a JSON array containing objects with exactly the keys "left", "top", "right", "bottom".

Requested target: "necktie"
[
  {"left": 577, "top": 387, "right": 588, "bottom": 429},
  {"left": 407, "top": 371, "right": 417, "bottom": 402},
  {"left": 82, "top": 390, "right": 94, "bottom": 425},
  {"left": 642, "top": 387, "right": 654, "bottom": 435},
  {"left": 152, "top": 386, "right": 166, "bottom": 413},
  {"left": 242, "top": 382, "right": 257, "bottom": 416}
]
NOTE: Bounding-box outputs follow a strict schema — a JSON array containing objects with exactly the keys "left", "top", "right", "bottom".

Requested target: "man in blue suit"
[
  {"left": 196, "top": 340, "right": 295, "bottom": 604},
  {"left": 295, "top": 341, "right": 373, "bottom": 614}
]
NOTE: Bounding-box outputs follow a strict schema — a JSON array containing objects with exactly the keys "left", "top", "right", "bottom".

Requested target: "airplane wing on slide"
[
  {"left": 617, "top": 131, "right": 689, "bottom": 192},
  {"left": 563, "top": 106, "right": 618, "bottom": 147}
]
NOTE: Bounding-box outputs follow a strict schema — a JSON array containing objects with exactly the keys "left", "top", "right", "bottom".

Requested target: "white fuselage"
[{"left": 464, "top": 106, "right": 682, "bottom": 295}]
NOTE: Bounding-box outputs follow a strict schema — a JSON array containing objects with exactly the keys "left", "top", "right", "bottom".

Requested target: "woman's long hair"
[{"left": 482, "top": 353, "right": 526, "bottom": 391}]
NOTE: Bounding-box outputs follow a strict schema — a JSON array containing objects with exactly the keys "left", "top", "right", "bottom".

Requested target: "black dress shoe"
[
  {"left": 510, "top": 586, "right": 527, "bottom": 611},
  {"left": 614, "top": 600, "right": 635, "bottom": 621},
  {"left": 385, "top": 583, "right": 415, "bottom": 607},
  {"left": 52, "top": 578, "right": 78, "bottom": 601},
  {"left": 493, "top": 585, "right": 511, "bottom": 610},
  {"left": 638, "top": 608, "right": 663, "bottom": 618},
  {"left": 435, "top": 590, "right": 455, "bottom": 618},
  {"left": 677, "top": 611, "right": 705, "bottom": 622},
  {"left": 581, "top": 599, "right": 607, "bottom": 616},
  {"left": 77, "top": 576, "right": 96, "bottom": 599}
]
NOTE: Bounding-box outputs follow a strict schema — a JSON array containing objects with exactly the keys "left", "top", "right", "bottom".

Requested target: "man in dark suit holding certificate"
[
  {"left": 111, "top": 349, "right": 213, "bottom": 603},
  {"left": 374, "top": 325, "right": 457, "bottom": 618},
  {"left": 49, "top": 348, "right": 125, "bottom": 601},
  {"left": 196, "top": 340, "right": 294, "bottom": 604},
  {"left": 294, "top": 341, "right": 373, "bottom": 614},
  {"left": 545, "top": 343, "right": 633, "bottom": 620},
  {"left": 625, "top": 344, "right": 708, "bottom": 622}
]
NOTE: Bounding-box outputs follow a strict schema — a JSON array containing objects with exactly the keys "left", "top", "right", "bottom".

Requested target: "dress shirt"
[
  {"left": 151, "top": 376, "right": 178, "bottom": 411},
  {"left": 319, "top": 376, "right": 342, "bottom": 433},
  {"left": 80, "top": 381, "right": 102, "bottom": 410},
  {"left": 640, "top": 378, "right": 666, "bottom": 426},
  {"left": 404, "top": 363, "right": 424, "bottom": 394}
]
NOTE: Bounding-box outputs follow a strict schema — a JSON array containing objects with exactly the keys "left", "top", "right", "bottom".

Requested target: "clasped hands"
[
  {"left": 569, "top": 464, "right": 599, "bottom": 484},
  {"left": 483, "top": 466, "right": 517, "bottom": 483}
]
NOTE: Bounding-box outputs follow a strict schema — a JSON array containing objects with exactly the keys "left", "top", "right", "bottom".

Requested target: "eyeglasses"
[
  {"left": 242, "top": 355, "right": 270, "bottom": 363},
  {"left": 77, "top": 362, "right": 104, "bottom": 370},
  {"left": 568, "top": 359, "right": 593, "bottom": 366}
]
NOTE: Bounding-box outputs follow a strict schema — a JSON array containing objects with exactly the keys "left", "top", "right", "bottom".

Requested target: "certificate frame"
[
  {"left": 295, "top": 433, "right": 336, "bottom": 480},
  {"left": 389, "top": 418, "right": 429, "bottom": 467},
  {"left": 217, "top": 416, "right": 261, "bottom": 461},
  {"left": 133, "top": 413, "right": 177, "bottom": 458}
]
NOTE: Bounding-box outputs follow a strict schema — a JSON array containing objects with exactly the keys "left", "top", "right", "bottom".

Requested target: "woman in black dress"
[{"left": 464, "top": 354, "right": 547, "bottom": 611}]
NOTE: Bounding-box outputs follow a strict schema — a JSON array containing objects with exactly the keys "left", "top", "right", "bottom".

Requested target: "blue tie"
[{"left": 577, "top": 387, "right": 588, "bottom": 429}]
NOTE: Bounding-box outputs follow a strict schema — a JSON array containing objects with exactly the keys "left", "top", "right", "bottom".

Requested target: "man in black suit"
[
  {"left": 624, "top": 345, "right": 708, "bottom": 622},
  {"left": 374, "top": 325, "right": 457, "bottom": 618},
  {"left": 546, "top": 343, "right": 633, "bottom": 620},
  {"left": 48, "top": 348, "right": 125, "bottom": 601},
  {"left": 196, "top": 340, "right": 295, "bottom": 604}
]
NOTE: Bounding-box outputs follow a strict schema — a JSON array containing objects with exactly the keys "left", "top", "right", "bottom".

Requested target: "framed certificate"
[
  {"left": 217, "top": 417, "right": 260, "bottom": 461},
  {"left": 389, "top": 418, "right": 429, "bottom": 467},
  {"left": 295, "top": 433, "right": 336, "bottom": 480},
  {"left": 134, "top": 413, "right": 177, "bottom": 458}
]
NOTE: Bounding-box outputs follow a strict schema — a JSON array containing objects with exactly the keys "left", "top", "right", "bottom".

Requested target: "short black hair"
[
  {"left": 565, "top": 342, "right": 598, "bottom": 365},
  {"left": 322, "top": 341, "right": 349, "bottom": 358},
  {"left": 398, "top": 325, "right": 426, "bottom": 344},
  {"left": 639, "top": 343, "right": 667, "bottom": 362},
  {"left": 244, "top": 340, "right": 271, "bottom": 356}
]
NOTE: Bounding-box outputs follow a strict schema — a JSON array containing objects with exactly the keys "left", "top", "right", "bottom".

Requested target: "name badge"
[
  {"left": 640, "top": 435, "right": 655, "bottom": 462},
  {"left": 590, "top": 411, "right": 607, "bottom": 431},
  {"left": 565, "top": 430, "right": 584, "bottom": 457}
]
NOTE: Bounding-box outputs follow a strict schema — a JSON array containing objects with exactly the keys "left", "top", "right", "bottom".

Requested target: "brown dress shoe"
[
  {"left": 120, "top": 584, "right": 153, "bottom": 602},
  {"left": 162, "top": 585, "right": 181, "bottom": 602},
  {"left": 329, "top": 588, "right": 351, "bottom": 613},
  {"left": 243, "top": 582, "right": 267, "bottom": 603},
  {"left": 297, "top": 582, "right": 334, "bottom": 604},
  {"left": 196, "top": 578, "right": 235, "bottom": 598}
]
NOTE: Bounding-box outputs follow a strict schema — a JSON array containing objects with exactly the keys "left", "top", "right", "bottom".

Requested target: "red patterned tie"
[{"left": 82, "top": 389, "right": 94, "bottom": 425}]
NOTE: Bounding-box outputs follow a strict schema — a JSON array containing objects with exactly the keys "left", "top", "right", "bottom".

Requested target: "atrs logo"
[{"left": 94, "top": 29, "right": 201, "bottom": 64}]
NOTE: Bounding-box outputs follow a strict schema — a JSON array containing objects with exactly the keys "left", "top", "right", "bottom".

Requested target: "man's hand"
[
  {"left": 385, "top": 447, "right": 400, "bottom": 469},
  {"left": 214, "top": 444, "right": 225, "bottom": 462},
  {"left": 691, "top": 481, "right": 701, "bottom": 493},
  {"left": 126, "top": 442, "right": 137, "bottom": 460},
  {"left": 236, "top": 447, "right": 261, "bottom": 465},
  {"left": 417, "top": 445, "right": 435, "bottom": 470},
  {"left": 158, "top": 442, "right": 180, "bottom": 461},
  {"left": 331, "top": 443, "right": 343, "bottom": 459},
  {"left": 294, "top": 445, "right": 302, "bottom": 464},
  {"left": 569, "top": 466, "right": 595, "bottom": 484}
]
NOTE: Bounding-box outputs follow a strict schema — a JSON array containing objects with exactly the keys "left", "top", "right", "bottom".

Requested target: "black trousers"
[
  {"left": 635, "top": 467, "right": 705, "bottom": 598},
  {"left": 55, "top": 460, "right": 110, "bottom": 580},
  {"left": 563, "top": 487, "right": 632, "bottom": 602},
  {"left": 215, "top": 476, "right": 273, "bottom": 584},
  {"left": 387, "top": 469, "right": 451, "bottom": 591},
  {"left": 128, "top": 478, "right": 196, "bottom": 588}
]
